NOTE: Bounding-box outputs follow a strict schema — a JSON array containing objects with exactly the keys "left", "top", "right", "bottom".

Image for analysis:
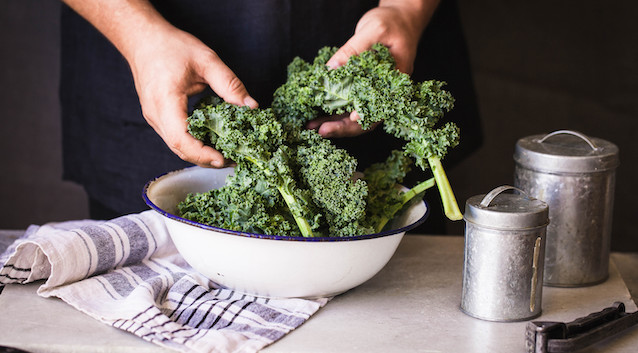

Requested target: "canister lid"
[
  {"left": 514, "top": 130, "right": 619, "bottom": 174},
  {"left": 464, "top": 186, "right": 549, "bottom": 230}
]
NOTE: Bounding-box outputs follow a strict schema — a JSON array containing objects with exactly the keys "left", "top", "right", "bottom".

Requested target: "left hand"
[
  {"left": 327, "top": 1, "right": 437, "bottom": 74},
  {"left": 312, "top": 1, "right": 439, "bottom": 138}
]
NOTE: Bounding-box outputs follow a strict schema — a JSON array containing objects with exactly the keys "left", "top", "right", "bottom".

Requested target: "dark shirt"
[{"left": 60, "top": 0, "right": 482, "bottom": 232}]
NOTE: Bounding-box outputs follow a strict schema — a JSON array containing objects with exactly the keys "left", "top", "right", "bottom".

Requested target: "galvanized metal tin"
[
  {"left": 461, "top": 186, "right": 549, "bottom": 322},
  {"left": 513, "top": 130, "right": 619, "bottom": 287}
]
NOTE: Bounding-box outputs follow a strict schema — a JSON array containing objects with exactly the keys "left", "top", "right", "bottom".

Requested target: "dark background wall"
[
  {"left": 1, "top": 1, "right": 89, "bottom": 226},
  {"left": 1, "top": 1, "right": 636, "bottom": 251}
]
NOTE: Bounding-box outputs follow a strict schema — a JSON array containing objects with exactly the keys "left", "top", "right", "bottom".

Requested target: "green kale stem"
[
  {"left": 239, "top": 152, "right": 316, "bottom": 237},
  {"left": 428, "top": 156, "right": 463, "bottom": 221},
  {"left": 249, "top": 157, "right": 316, "bottom": 238},
  {"left": 374, "top": 177, "right": 435, "bottom": 233},
  {"left": 276, "top": 185, "right": 315, "bottom": 237}
]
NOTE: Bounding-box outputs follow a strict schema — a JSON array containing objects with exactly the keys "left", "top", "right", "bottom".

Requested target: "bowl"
[{"left": 143, "top": 166, "right": 428, "bottom": 298}]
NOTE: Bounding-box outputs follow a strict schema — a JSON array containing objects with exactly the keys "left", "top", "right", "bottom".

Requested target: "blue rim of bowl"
[{"left": 142, "top": 168, "right": 430, "bottom": 242}]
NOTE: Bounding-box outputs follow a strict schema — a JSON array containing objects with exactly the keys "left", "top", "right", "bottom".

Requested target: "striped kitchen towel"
[{"left": 0, "top": 211, "right": 328, "bottom": 353}]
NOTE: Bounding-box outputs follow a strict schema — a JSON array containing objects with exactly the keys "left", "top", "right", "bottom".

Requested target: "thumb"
[
  {"left": 326, "top": 37, "right": 375, "bottom": 69},
  {"left": 200, "top": 55, "right": 258, "bottom": 108}
]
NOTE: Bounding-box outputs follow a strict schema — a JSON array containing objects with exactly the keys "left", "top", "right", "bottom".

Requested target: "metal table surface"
[{"left": 1, "top": 230, "right": 637, "bottom": 353}]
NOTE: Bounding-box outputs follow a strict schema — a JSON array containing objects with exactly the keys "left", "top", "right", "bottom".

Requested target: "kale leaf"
[{"left": 178, "top": 43, "right": 461, "bottom": 237}]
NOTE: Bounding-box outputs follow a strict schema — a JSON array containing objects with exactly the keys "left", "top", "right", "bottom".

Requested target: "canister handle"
[
  {"left": 480, "top": 185, "right": 529, "bottom": 208},
  {"left": 538, "top": 130, "right": 598, "bottom": 150}
]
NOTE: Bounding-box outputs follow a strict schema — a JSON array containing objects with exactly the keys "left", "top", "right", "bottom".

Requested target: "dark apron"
[{"left": 60, "top": 0, "right": 482, "bottom": 233}]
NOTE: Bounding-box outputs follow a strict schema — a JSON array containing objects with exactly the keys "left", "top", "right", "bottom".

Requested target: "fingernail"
[
  {"left": 211, "top": 159, "right": 224, "bottom": 168},
  {"left": 243, "top": 97, "right": 258, "bottom": 108},
  {"left": 326, "top": 60, "right": 338, "bottom": 69},
  {"left": 318, "top": 125, "right": 334, "bottom": 138}
]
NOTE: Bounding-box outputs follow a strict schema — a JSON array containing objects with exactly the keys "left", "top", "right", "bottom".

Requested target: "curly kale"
[
  {"left": 178, "top": 43, "right": 462, "bottom": 237},
  {"left": 272, "top": 45, "right": 411, "bottom": 130},
  {"left": 178, "top": 164, "right": 298, "bottom": 235},
  {"left": 180, "top": 98, "right": 372, "bottom": 237},
  {"left": 273, "top": 43, "right": 462, "bottom": 220},
  {"left": 185, "top": 99, "right": 317, "bottom": 236},
  {"left": 295, "top": 130, "right": 371, "bottom": 236}
]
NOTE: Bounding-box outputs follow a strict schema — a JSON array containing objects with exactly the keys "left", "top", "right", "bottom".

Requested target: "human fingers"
[
  {"left": 197, "top": 53, "right": 258, "bottom": 109},
  {"left": 326, "top": 29, "right": 413, "bottom": 74},
  {"left": 326, "top": 35, "right": 377, "bottom": 70},
  {"left": 306, "top": 113, "right": 348, "bottom": 130},
  {"left": 149, "top": 94, "right": 227, "bottom": 167},
  {"left": 313, "top": 115, "right": 369, "bottom": 138},
  {"left": 328, "top": 7, "right": 422, "bottom": 74}
]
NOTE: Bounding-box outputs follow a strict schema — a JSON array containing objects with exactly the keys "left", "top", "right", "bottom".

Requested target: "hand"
[
  {"left": 307, "top": 112, "right": 378, "bottom": 138},
  {"left": 61, "top": 0, "right": 258, "bottom": 168},
  {"left": 129, "top": 26, "right": 258, "bottom": 168},
  {"left": 327, "top": 1, "right": 439, "bottom": 74},
  {"left": 315, "top": 1, "right": 439, "bottom": 138}
]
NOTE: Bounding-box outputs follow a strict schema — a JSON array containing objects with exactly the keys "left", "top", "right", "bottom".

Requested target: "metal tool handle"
[
  {"left": 538, "top": 130, "right": 598, "bottom": 150},
  {"left": 480, "top": 185, "right": 529, "bottom": 208},
  {"left": 564, "top": 302, "right": 626, "bottom": 336},
  {"left": 526, "top": 302, "right": 638, "bottom": 353}
]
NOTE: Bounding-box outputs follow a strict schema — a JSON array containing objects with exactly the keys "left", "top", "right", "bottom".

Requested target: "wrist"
[
  {"left": 61, "top": 0, "right": 175, "bottom": 65},
  {"left": 378, "top": 0, "right": 440, "bottom": 35},
  {"left": 110, "top": 8, "right": 176, "bottom": 65}
]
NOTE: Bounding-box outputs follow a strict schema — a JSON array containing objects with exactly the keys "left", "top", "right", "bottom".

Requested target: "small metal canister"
[
  {"left": 514, "top": 130, "right": 619, "bottom": 287},
  {"left": 461, "top": 186, "right": 549, "bottom": 322}
]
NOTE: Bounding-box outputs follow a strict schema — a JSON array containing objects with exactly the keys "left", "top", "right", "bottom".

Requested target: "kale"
[
  {"left": 181, "top": 98, "right": 372, "bottom": 237},
  {"left": 273, "top": 43, "right": 462, "bottom": 221},
  {"left": 178, "top": 44, "right": 461, "bottom": 237}
]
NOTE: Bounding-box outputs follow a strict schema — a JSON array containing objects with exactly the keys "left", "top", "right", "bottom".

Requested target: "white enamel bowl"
[{"left": 143, "top": 166, "right": 428, "bottom": 298}]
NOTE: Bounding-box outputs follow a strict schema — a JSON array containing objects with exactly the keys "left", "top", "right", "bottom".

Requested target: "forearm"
[{"left": 60, "top": 0, "right": 173, "bottom": 62}]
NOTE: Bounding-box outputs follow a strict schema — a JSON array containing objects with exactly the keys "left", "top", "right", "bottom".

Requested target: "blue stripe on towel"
[{"left": 81, "top": 225, "right": 116, "bottom": 274}]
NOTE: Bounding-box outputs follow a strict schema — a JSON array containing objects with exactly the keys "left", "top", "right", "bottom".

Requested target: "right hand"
[
  {"left": 127, "top": 25, "right": 258, "bottom": 167},
  {"left": 61, "top": 0, "right": 257, "bottom": 167}
]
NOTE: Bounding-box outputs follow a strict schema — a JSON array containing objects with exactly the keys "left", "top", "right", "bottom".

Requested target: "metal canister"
[
  {"left": 461, "top": 186, "right": 549, "bottom": 322},
  {"left": 514, "top": 130, "right": 619, "bottom": 287}
]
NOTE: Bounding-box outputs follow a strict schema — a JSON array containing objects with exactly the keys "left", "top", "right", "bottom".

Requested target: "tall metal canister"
[
  {"left": 514, "top": 130, "right": 619, "bottom": 287},
  {"left": 461, "top": 186, "right": 549, "bottom": 322}
]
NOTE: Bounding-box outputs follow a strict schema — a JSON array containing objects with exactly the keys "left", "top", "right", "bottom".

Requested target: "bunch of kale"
[{"left": 177, "top": 44, "right": 460, "bottom": 237}]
